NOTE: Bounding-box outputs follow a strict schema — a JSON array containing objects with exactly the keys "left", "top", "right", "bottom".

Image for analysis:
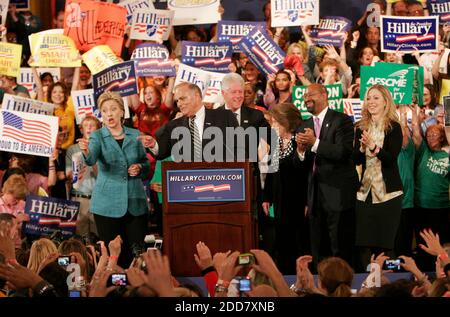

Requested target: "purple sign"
[
  {"left": 167, "top": 169, "right": 245, "bottom": 203},
  {"left": 24, "top": 194, "right": 80, "bottom": 239},
  {"left": 181, "top": 41, "right": 233, "bottom": 73},
  {"left": 217, "top": 20, "right": 266, "bottom": 53},
  {"left": 131, "top": 43, "right": 176, "bottom": 77},
  {"left": 428, "top": 0, "right": 450, "bottom": 25},
  {"left": 309, "top": 16, "right": 351, "bottom": 47},
  {"left": 381, "top": 16, "right": 439, "bottom": 53},
  {"left": 238, "top": 28, "right": 285, "bottom": 77},
  {"left": 93, "top": 61, "right": 138, "bottom": 105}
]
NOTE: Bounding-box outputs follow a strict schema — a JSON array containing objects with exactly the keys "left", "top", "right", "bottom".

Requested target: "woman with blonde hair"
[
  {"left": 27, "top": 238, "right": 58, "bottom": 273},
  {"left": 78, "top": 91, "right": 150, "bottom": 267},
  {"left": 353, "top": 84, "right": 403, "bottom": 271}
]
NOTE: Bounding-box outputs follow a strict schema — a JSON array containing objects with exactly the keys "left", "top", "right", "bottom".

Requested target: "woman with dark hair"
[
  {"left": 410, "top": 104, "right": 450, "bottom": 271},
  {"left": 262, "top": 103, "right": 309, "bottom": 274},
  {"left": 264, "top": 70, "right": 293, "bottom": 110},
  {"left": 243, "top": 62, "right": 267, "bottom": 109}
]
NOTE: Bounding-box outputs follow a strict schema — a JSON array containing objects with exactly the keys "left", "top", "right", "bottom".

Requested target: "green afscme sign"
[
  {"left": 360, "top": 62, "right": 424, "bottom": 105},
  {"left": 292, "top": 83, "right": 343, "bottom": 120}
]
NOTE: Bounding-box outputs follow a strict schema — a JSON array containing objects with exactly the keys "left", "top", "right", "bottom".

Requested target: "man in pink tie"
[{"left": 295, "top": 83, "right": 358, "bottom": 271}]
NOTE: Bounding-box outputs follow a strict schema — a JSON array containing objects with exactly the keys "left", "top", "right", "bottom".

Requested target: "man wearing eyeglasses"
[{"left": 295, "top": 83, "right": 358, "bottom": 270}]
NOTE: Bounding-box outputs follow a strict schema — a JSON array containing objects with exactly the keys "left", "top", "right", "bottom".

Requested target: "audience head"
[
  {"left": 27, "top": 238, "right": 58, "bottom": 273},
  {"left": 317, "top": 257, "right": 354, "bottom": 297}
]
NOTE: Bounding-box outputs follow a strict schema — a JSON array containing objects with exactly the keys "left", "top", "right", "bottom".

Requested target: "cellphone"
[
  {"left": 239, "top": 277, "right": 252, "bottom": 293},
  {"left": 69, "top": 290, "right": 81, "bottom": 297},
  {"left": 237, "top": 253, "right": 255, "bottom": 266},
  {"left": 58, "top": 256, "right": 71, "bottom": 267},
  {"left": 107, "top": 273, "right": 128, "bottom": 287},
  {"left": 383, "top": 259, "right": 404, "bottom": 272}
]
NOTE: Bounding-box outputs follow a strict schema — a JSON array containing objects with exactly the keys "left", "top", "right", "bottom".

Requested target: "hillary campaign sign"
[
  {"left": 17, "top": 67, "right": 61, "bottom": 96},
  {"left": 309, "top": 16, "right": 351, "bottom": 47},
  {"left": 118, "top": 0, "right": 155, "bottom": 24},
  {"left": 169, "top": 0, "right": 221, "bottom": 26},
  {"left": 428, "top": 0, "right": 450, "bottom": 25},
  {"left": 0, "top": 42, "right": 22, "bottom": 77},
  {"left": 181, "top": 41, "right": 232, "bottom": 73},
  {"left": 271, "top": 0, "right": 319, "bottom": 27},
  {"left": 381, "top": 16, "right": 439, "bottom": 53},
  {"left": 360, "top": 62, "right": 424, "bottom": 105},
  {"left": 71, "top": 89, "right": 98, "bottom": 124},
  {"left": 0, "top": 110, "right": 59, "bottom": 157},
  {"left": 2, "top": 94, "right": 55, "bottom": 116},
  {"left": 166, "top": 169, "right": 245, "bottom": 203},
  {"left": 131, "top": 43, "right": 176, "bottom": 77},
  {"left": 82, "top": 45, "right": 123, "bottom": 75},
  {"left": 130, "top": 9, "right": 173, "bottom": 42},
  {"left": 203, "top": 72, "right": 226, "bottom": 104},
  {"left": 217, "top": 20, "right": 266, "bottom": 53},
  {"left": 93, "top": 61, "right": 138, "bottom": 104},
  {"left": 293, "top": 84, "right": 343, "bottom": 119},
  {"left": 64, "top": 0, "right": 127, "bottom": 55},
  {"left": 238, "top": 28, "right": 285, "bottom": 77},
  {"left": 29, "top": 33, "right": 80, "bottom": 68},
  {"left": 24, "top": 194, "right": 80, "bottom": 239},
  {"left": 174, "top": 63, "right": 211, "bottom": 95}
]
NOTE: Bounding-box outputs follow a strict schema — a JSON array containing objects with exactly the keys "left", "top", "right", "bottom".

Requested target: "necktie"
[
  {"left": 189, "top": 115, "right": 202, "bottom": 161},
  {"left": 313, "top": 117, "right": 321, "bottom": 174},
  {"left": 234, "top": 112, "right": 240, "bottom": 126}
]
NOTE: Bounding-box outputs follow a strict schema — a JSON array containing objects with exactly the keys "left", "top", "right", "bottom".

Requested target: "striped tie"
[{"left": 189, "top": 115, "right": 202, "bottom": 161}]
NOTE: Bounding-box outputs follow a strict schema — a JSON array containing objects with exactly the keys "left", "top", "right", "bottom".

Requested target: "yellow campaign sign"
[
  {"left": 439, "top": 79, "right": 450, "bottom": 104},
  {"left": 82, "top": 45, "right": 123, "bottom": 75},
  {"left": 0, "top": 42, "right": 22, "bottom": 77},
  {"left": 29, "top": 33, "right": 81, "bottom": 67}
]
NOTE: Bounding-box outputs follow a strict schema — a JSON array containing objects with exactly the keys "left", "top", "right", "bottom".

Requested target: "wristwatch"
[{"left": 33, "top": 281, "right": 55, "bottom": 296}]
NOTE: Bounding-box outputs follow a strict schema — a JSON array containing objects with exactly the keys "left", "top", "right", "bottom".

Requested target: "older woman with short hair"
[{"left": 79, "top": 91, "right": 150, "bottom": 267}]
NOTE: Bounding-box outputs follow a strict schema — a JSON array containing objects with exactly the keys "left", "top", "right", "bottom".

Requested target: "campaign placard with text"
[
  {"left": 271, "top": 0, "right": 319, "bottom": 27},
  {"left": 131, "top": 43, "right": 176, "bottom": 77},
  {"left": 381, "top": 15, "right": 439, "bottom": 53},
  {"left": 181, "top": 41, "right": 232, "bottom": 73},
  {"left": 238, "top": 28, "right": 285, "bottom": 77}
]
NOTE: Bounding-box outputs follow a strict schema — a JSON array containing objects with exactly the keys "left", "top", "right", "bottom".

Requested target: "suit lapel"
[
  {"left": 203, "top": 109, "right": 213, "bottom": 147},
  {"left": 319, "top": 109, "right": 333, "bottom": 141},
  {"left": 240, "top": 107, "right": 250, "bottom": 128},
  {"left": 101, "top": 127, "right": 122, "bottom": 154},
  {"left": 122, "top": 127, "right": 133, "bottom": 150}
]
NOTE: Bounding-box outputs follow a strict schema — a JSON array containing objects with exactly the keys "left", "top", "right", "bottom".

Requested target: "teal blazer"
[{"left": 84, "top": 126, "right": 150, "bottom": 218}]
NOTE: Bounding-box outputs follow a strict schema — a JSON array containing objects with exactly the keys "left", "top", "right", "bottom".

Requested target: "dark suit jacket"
[
  {"left": 218, "top": 105, "right": 270, "bottom": 160},
  {"left": 154, "top": 107, "right": 238, "bottom": 161},
  {"left": 295, "top": 109, "right": 359, "bottom": 214},
  {"left": 353, "top": 121, "right": 403, "bottom": 193}
]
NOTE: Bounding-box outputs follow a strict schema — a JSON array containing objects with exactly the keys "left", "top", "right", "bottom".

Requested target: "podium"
[{"left": 162, "top": 161, "right": 257, "bottom": 276}]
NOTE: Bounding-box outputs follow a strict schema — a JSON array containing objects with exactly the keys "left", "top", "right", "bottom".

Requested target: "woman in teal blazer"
[{"left": 79, "top": 91, "right": 150, "bottom": 266}]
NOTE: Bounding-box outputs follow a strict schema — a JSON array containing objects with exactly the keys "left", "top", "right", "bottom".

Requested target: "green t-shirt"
[
  {"left": 414, "top": 141, "right": 450, "bottom": 209},
  {"left": 398, "top": 138, "right": 415, "bottom": 209}
]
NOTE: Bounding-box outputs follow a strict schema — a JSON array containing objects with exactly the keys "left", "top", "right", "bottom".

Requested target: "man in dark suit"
[
  {"left": 139, "top": 82, "right": 238, "bottom": 162},
  {"left": 295, "top": 83, "right": 358, "bottom": 269},
  {"left": 219, "top": 73, "right": 277, "bottom": 255},
  {"left": 219, "top": 73, "right": 271, "bottom": 161}
]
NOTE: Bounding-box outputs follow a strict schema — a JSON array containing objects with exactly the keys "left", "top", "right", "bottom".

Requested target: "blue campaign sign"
[
  {"left": 309, "top": 16, "right": 351, "bottom": 47},
  {"left": 217, "top": 20, "right": 266, "bottom": 53},
  {"left": 167, "top": 169, "right": 246, "bottom": 203},
  {"left": 24, "top": 194, "right": 80, "bottom": 239},
  {"left": 93, "top": 61, "right": 138, "bottom": 104},
  {"left": 238, "top": 28, "right": 285, "bottom": 77},
  {"left": 181, "top": 41, "right": 233, "bottom": 73},
  {"left": 131, "top": 43, "right": 176, "bottom": 77},
  {"left": 428, "top": 0, "right": 450, "bottom": 25},
  {"left": 381, "top": 16, "right": 439, "bottom": 53}
]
